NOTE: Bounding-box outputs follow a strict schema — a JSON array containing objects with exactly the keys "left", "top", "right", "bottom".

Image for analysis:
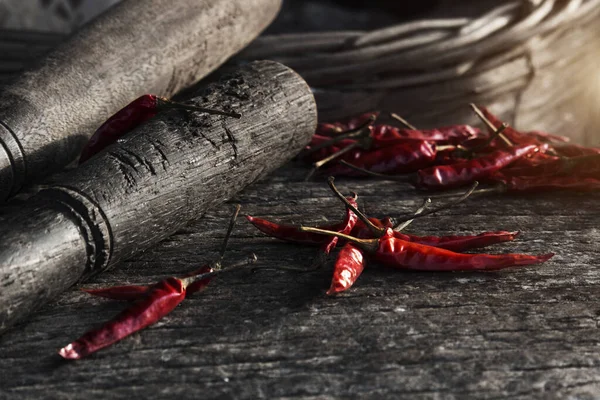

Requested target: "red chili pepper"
[
  {"left": 328, "top": 141, "right": 439, "bottom": 177},
  {"left": 60, "top": 277, "right": 187, "bottom": 359},
  {"left": 478, "top": 107, "right": 545, "bottom": 148},
  {"left": 394, "top": 231, "right": 519, "bottom": 253},
  {"left": 351, "top": 217, "right": 394, "bottom": 238},
  {"left": 490, "top": 174, "right": 600, "bottom": 192},
  {"left": 373, "top": 124, "right": 480, "bottom": 145},
  {"left": 370, "top": 232, "right": 553, "bottom": 271},
  {"left": 352, "top": 219, "right": 518, "bottom": 252},
  {"left": 501, "top": 154, "right": 600, "bottom": 180},
  {"left": 315, "top": 112, "right": 380, "bottom": 136},
  {"left": 416, "top": 144, "right": 538, "bottom": 190},
  {"left": 247, "top": 216, "right": 344, "bottom": 245},
  {"left": 553, "top": 144, "right": 600, "bottom": 158},
  {"left": 327, "top": 243, "right": 365, "bottom": 295},
  {"left": 79, "top": 94, "right": 160, "bottom": 163},
  {"left": 302, "top": 227, "right": 553, "bottom": 272},
  {"left": 79, "top": 94, "right": 240, "bottom": 163},
  {"left": 246, "top": 196, "right": 358, "bottom": 247},
  {"left": 183, "top": 265, "right": 213, "bottom": 295},
  {"left": 82, "top": 266, "right": 213, "bottom": 301}
]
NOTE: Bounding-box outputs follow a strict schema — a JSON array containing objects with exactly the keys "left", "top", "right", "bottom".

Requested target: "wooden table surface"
[{"left": 1, "top": 164, "right": 599, "bottom": 399}]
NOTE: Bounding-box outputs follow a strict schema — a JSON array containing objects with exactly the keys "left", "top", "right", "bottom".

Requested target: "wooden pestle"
[
  {"left": 0, "top": 0, "right": 281, "bottom": 201},
  {"left": 0, "top": 60, "right": 317, "bottom": 334}
]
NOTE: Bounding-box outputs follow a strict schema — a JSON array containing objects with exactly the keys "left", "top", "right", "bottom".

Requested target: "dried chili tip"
[{"left": 326, "top": 243, "right": 365, "bottom": 295}]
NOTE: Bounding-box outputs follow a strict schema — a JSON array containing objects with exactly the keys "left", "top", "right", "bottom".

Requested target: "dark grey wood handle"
[
  {"left": 0, "top": 0, "right": 281, "bottom": 201},
  {"left": 0, "top": 60, "right": 316, "bottom": 334}
]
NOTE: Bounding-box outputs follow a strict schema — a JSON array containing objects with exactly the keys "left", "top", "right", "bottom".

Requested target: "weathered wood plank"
[{"left": 0, "top": 164, "right": 599, "bottom": 399}]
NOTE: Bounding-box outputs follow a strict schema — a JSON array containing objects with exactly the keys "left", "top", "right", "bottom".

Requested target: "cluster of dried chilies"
[
  {"left": 248, "top": 177, "right": 553, "bottom": 296},
  {"left": 60, "top": 97, "right": 563, "bottom": 360},
  {"left": 303, "top": 104, "right": 600, "bottom": 193}
]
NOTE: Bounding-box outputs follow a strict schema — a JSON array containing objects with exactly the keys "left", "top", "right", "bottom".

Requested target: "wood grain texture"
[
  {"left": 0, "top": 0, "right": 281, "bottom": 200},
  {"left": 0, "top": 60, "right": 316, "bottom": 335},
  {"left": 0, "top": 163, "right": 598, "bottom": 399}
]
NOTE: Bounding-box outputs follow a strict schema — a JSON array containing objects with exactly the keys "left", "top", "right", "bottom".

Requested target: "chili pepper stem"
[
  {"left": 469, "top": 123, "right": 508, "bottom": 153},
  {"left": 435, "top": 145, "right": 457, "bottom": 152},
  {"left": 157, "top": 97, "right": 241, "bottom": 119},
  {"left": 469, "top": 104, "right": 512, "bottom": 147},
  {"left": 315, "top": 142, "right": 361, "bottom": 169},
  {"left": 389, "top": 113, "right": 417, "bottom": 130},
  {"left": 303, "top": 115, "right": 377, "bottom": 156},
  {"left": 429, "top": 184, "right": 505, "bottom": 199},
  {"left": 299, "top": 226, "right": 378, "bottom": 253},
  {"left": 180, "top": 254, "right": 259, "bottom": 287},
  {"left": 392, "top": 181, "right": 479, "bottom": 227},
  {"left": 327, "top": 176, "right": 385, "bottom": 237},
  {"left": 338, "top": 160, "right": 416, "bottom": 183},
  {"left": 393, "top": 198, "right": 431, "bottom": 232},
  {"left": 210, "top": 204, "right": 242, "bottom": 271}
]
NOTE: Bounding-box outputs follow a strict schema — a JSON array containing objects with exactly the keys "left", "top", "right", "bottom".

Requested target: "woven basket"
[{"left": 238, "top": 0, "right": 600, "bottom": 145}]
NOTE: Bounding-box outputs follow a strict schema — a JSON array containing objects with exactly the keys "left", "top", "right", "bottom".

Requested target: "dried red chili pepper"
[
  {"left": 79, "top": 94, "right": 241, "bottom": 163},
  {"left": 349, "top": 215, "right": 517, "bottom": 252},
  {"left": 61, "top": 205, "right": 258, "bottom": 359},
  {"left": 415, "top": 144, "right": 538, "bottom": 190},
  {"left": 489, "top": 174, "right": 600, "bottom": 193},
  {"left": 60, "top": 253, "right": 258, "bottom": 360},
  {"left": 501, "top": 154, "right": 600, "bottom": 180},
  {"left": 395, "top": 231, "right": 519, "bottom": 252},
  {"left": 315, "top": 112, "right": 379, "bottom": 137},
  {"left": 247, "top": 195, "right": 359, "bottom": 268},
  {"left": 553, "top": 144, "right": 600, "bottom": 158},
  {"left": 83, "top": 264, "right": 214, "bottom": 302},
  {"left": 60, "top": 276, "right": 188, "bottom": 359},
  {"left": 372, "top": 124, "right": 481, "bottom": 145},
  {"left": 327, "top": 243, "right": 365, "bottom": 295},
  {"left": 314, "top": 179, "right": 554, "bottom": 272},
  {"left": 302, "top": 226, "right": 552, "bottom": 272},
  {"left": 327, "top": 140, "right": 439, "bottom": 177}
]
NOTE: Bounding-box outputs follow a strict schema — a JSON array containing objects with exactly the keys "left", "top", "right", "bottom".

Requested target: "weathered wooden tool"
[
  {"left": 0, "top": 0, "right": 281, "bottom": 201},
  {"left": 0, "top": 60, "right": 317, "bottom": 334}
]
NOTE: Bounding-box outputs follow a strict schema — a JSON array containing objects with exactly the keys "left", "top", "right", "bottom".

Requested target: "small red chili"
[
  {"left": 553, "top": 144, "right": 600, "bottom": 158},
  {"left": 372, "top": 124, "right": 481, "bottom": 145},
  {"left": 83, "top": 264, "right": 214, "bottom": 302},
  {"left": 350, "top": 219, "right": 518, "bottom": 252},
  {"left": 316, "top": 112, "right": 380, "bottom": 136},
  {"left": 489, "top": 174, "right": 600, "bottom": 193},
  {"left": 416, "top": 144, "right": 539, "bottom": 190},
  {"left": 327, "top": 140, "right": 439, "bottom": 177},
  {"left": 301, "top": 226, "right": 553, "bottom": 272},
  {"left": 79, "top": 94, "right": 240, "bottom": 163},
  {"left": 60, "top": 276, "right": 188, "bottom": 359}
]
